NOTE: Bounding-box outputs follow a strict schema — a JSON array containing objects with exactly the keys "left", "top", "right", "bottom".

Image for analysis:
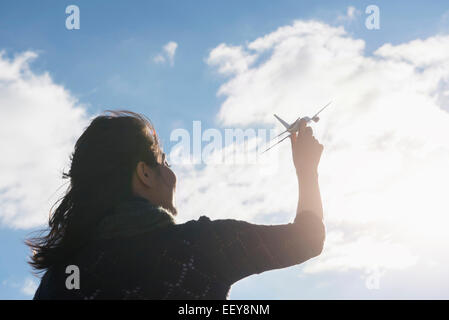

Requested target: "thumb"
[{"left": 290, "top": 132, "right": 297, "bottom": 147}]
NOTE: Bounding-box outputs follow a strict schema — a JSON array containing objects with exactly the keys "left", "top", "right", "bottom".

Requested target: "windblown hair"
[{"left": 26, "top": 110, "right": 163, "bottom": 272}]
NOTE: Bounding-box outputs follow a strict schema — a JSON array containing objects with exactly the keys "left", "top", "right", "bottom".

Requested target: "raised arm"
[
  {"left": 291, "top": 119, "right": 324, "bottom": 221},
  {"left": 195, "top": 119, "right": 325, "bottom": 285}
]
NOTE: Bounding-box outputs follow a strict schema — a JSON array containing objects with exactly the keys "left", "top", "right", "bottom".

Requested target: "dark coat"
[{"left": 33, "top": 196, "right": 325, "bottom": 300}]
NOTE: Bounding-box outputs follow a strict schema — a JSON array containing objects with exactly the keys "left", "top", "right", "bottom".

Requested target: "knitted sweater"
[{"left": 33, "top": 196, "right": 325, "bottom": 300}]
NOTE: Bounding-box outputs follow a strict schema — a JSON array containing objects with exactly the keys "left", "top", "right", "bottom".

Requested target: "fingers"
[
  {"left": 298, "top": 118, "right": 307, "bottom": 132},
  {"left": 298, "top": 124, "right": 313, "bottom": 139},
  {"left": 305, "top": 126, "right": 313, "bottom": 136},
  {"left": 293, "top": 118, "right": 322, "bottom": 151},
  {"left": 298, "top": 119, "right": 314, "bottom": 137},
  {"left": 313, "top": 136, "right": 324, "bottom": 152}
]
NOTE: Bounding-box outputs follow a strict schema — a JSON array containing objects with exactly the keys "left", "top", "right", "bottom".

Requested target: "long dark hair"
[{"left": 26, "top": 110, "right": 163, "bottom": 272}]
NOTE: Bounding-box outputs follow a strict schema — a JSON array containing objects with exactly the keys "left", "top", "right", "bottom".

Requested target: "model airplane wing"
[
  {"left": 312, "top": 101, "right": 332, "bottom": 119},
  {"left": 261, "top": 133, "right": 292, "bottom": 153},
  {"left": 273, "top": 114, "right": 291, "bottom": 129},
  {"left": 272, "top": 129, "right": 288, "bottom": 140},
  {"left": 265, "top": 114, "right": 292, "bottom": 147}
]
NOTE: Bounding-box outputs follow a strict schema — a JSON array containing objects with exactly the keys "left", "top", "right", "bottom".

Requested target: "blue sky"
[
  {"left": 2, "top": 0, "right": 448, "bottom": 134},
  {"left": 1, "top": 0, "right": 449, "bottom": 299}
]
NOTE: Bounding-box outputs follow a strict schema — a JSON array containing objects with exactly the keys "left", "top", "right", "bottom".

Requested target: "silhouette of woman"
[{"left": 28, "top": 110, "right": 325, "bottom": 299}]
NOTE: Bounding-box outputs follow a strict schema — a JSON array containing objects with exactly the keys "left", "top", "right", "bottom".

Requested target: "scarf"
[{"left": 97, "top": 197, "right": 176, "bottom": 239}]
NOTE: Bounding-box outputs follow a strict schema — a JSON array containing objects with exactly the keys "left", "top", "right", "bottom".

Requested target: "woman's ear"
[{"left": 136, "top": 161, "right": 156, "bottom": 188}]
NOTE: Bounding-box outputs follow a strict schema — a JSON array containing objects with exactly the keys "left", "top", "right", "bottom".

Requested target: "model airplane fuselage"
[
  {"left": 262, "top": 101, "right": 332, "bottom": 153},
  {"left": 274, "top": 114, "right": 320, "bottom": 133}
]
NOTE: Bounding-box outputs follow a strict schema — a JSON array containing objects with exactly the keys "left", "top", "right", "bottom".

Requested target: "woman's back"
[{"left": 33, "top": 197, "right": 324, "bottom": 300}]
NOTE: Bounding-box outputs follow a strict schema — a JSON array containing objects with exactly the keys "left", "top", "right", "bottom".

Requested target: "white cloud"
[
  {"left": 21, "top": 277, "right": 38, "bottom": 296},
  {"left": 173, "top": 20, "right": 449, "bottom": 281},
  {"left": 2, "top": 276, "right": 38, "bottom": 296},
  {"left": 0, "top": 51, "right": 89, "bottom": 228},
  {"left": 153, "top": 41, "right": 178, "bottom": 66},
  {"left": 347, "top": 6, "right": 357, "bottom": 19},
  {"left": 164, "top": 41, "right": 178, "bottom": 64},
  {"left": 337, "top": 6, "right": 360, "bottom": 23},
  {"left": 207, "top": 43, "right": 257, "bottom": 75},
  {"left": 302, "top": 231, "right": 418, "bottom": 274},
  {"left": 153, "top": 54, "right": 166, "bottom": 64}
]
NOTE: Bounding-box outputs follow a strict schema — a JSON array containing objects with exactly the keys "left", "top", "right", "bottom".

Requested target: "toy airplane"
[{"left": 261, "top": 101, "right": 332, "bottom": 153}]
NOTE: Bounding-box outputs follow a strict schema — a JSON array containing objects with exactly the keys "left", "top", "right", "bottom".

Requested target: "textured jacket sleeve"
[{"left": 194, "top": 211, "right": 325, "bottom": 285}]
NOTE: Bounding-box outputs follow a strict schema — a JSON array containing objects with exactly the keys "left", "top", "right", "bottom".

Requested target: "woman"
[{"left": 28, "top": 110, "right": 325, "bottom": 299}]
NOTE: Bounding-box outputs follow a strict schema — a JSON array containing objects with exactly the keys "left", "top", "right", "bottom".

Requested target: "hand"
[{"left": 290, "top": 119, "right": 324, "bottom": 175}]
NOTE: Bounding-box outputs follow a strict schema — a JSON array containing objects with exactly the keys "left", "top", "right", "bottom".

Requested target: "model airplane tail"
[{"left": 273, "top": 114, "right": 290, "bottom": 129}]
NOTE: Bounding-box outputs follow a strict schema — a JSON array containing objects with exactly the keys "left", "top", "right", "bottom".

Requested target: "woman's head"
[
  {"left": 27, "top": 110, "right": 177, "bottom": 271},
  {"left": 69, "top": 110, "right": 176, "bottom": 214}
]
